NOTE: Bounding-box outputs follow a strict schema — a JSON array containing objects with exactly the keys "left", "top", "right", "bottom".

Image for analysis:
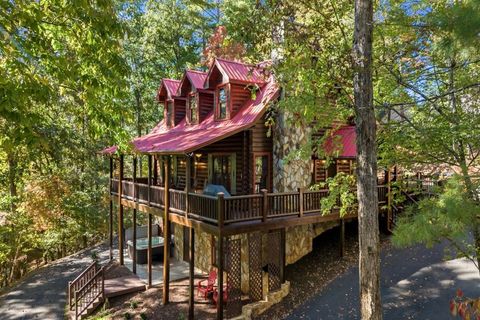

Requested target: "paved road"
[
  {"left": 0, "top": 242, "right": 111, "bottom": 320},
  {"left": 288, "top": 242, "right": 480, "bottom": 319}
]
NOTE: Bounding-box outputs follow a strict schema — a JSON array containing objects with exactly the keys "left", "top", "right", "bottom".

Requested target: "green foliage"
[
  {"left": 311, "top": 173, "right": 357, "bottom": 217},
  {"left": 393, "top": 177, "right": 479, "bottom": 268},
  {"left": 130, "top": 300, "right": 139, "bottom": 309}
]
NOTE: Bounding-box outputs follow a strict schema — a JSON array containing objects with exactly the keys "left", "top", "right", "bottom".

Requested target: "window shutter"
[
  {"left": 230, "top": 153, "right": 236, "bottom": 194},
  {"left": 207, "top": 154, "right": 213, "bottom": 184}
]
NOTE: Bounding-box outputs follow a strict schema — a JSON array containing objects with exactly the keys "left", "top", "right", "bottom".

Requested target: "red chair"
[
  {"left": 197, "top": 270, "right": 217, "bottom": 299},
  {"left": 213, "top": 283, "right": 229, "bottom": 307}
]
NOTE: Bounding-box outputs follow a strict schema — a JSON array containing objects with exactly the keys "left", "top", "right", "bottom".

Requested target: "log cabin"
[{"left": 100, "top": 58, "right": 406, "bottom": 319}]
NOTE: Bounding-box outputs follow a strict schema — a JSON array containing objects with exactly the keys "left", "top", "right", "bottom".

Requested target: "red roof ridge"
[
  {"left": 186, "top": 69, "right": 207, "bottom": 74},
  {"left": 216, "top": 57, "right": 257, "bottom": 67}
]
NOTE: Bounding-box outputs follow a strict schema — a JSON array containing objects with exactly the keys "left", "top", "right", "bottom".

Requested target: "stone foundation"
[
  {"left": 194, "top": 229, "right": 212, "bottom": 273},
  {"left": 233, "top": 281, "right": 290, "bottom": 320},
  {"left": 173, "top": 224, "right": 184, "bottom": 261},
  {"left": 285, "top": 221, "right": 340, "bottom": 265}
]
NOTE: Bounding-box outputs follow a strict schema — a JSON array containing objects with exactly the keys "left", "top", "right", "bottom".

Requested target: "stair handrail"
[
  {"left": 68, "top": 261, "right": 98, "bottom": 310},
  {"left": 74, "top": 266, "right": 105, "bottom": 320}
]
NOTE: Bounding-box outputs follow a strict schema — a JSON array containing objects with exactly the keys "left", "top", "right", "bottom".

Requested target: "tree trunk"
[
  {"left": 135, "top": 88, "right": 143, "bottom": 174},
  {"left": 353, "top": 0, "right": 382, "bottom": 319}
]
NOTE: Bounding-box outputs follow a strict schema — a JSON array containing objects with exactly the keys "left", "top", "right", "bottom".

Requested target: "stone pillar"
[
  {"left": 273, "top": 111, "right": 315, "bottom": 266},
  {"left": 272, "top": 111, "right": 312, "bottom": 192}
]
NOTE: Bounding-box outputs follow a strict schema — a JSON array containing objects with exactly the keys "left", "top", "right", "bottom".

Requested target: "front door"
[
  {"left": 212, "top": 154, "right": 232, "bottom": 191},
  {"left": 253, "top": 153, "right": 271, "bottom": 193}
]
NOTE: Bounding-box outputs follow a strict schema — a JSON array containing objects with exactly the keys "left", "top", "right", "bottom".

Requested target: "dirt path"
[{"left": 0, "top": 242, "right": 111, "bottom": 320}]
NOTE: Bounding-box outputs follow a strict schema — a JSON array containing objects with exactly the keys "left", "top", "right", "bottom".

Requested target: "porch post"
[
  {"left": 147, "top": 212, "right": 152, "bottom": 287},
  {"left": 147, "top": 155, "right": 153, "bottom": 287},
  {"left": 185, "top": 155, "right": 191, "bottom": 218},
  {"left": 109, "top": 157, "right": 113, "bottom": 261},
  {"left": 118, "top": 155, "right": 124, "bottom": 265},
  {"left": 280, "top": 228, "right": 286, "bottom": 283},
  {"left": 148, "top": 155, "right": 152, "bottom": 206},
  {"left": 188, "top": 227, "right": 195, "bottom": 320},
  {"left": 217, "top": 192, "right": 225, "bottom": 320},
  {"left": 298, "top": 188, "right": 304, "bottom": 217},
  {"left": 133, "top": 157, "right": 137, "bottom": 274},
  {"left": 163, "top": 156, "right": 171, "bottom": 305},
  {"left": 153, "top": 156, "right": 158, "bottom": 185}
]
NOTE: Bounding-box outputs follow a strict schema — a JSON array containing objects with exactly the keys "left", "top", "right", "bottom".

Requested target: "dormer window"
[
  {"left": 166, "top": 100, "right": 174, "bottom": 127},
  {"left": 216, "top": 85, "right": 229, "bottom": 120},
  {"left": 188, "top": 93, "right": 198, "bottom": 124}
]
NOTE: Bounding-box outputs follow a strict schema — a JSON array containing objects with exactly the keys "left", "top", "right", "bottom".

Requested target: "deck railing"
[
  {"left": 73, "top": 266, "right": 105, "bottom": 319},
  {"left": 68, "top": 262, "right": 98, "bottom": 310},
  {"left": 111, "top": 179, "right": 409, "bottom": 226},
  {"left": 188, "top": 193, "right": 218, "bottom": 223}
]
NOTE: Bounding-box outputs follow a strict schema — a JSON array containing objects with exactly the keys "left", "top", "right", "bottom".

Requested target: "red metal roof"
[
  {"left": 185, "top": 70, "right": 207, "bottom": 90},
  {"left": 131, "top": 77, "right": 279, "bottom": 154},
  {"left": 157, "top": 79, "right": 181, "bottom": 101},
  {"left": 324, "top": 126, "right": 357, "bottom": 158},
  {"left": 205, "top": 58, "right": 267, "bottom": 87}
]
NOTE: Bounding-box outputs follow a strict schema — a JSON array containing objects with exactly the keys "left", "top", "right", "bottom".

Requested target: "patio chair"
[
  {"left": 197, "top": 269, "right": 217, "bottom": 299},
  {"left": 213, "top": 283, "right": 230, "bottom": 307}
]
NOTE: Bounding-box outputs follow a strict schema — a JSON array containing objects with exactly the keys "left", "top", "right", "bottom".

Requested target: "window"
[
  {"left": 216, "top": 86, "right": 228, "bottom": 119},
  {"left": 314, "top": 159, "right": 327, "bottom": 183},
  {"left": 253, "top": 154, "right": 270, "bottom": 193},
  {"left": 166, "top": 100, "right": 174, "bottom": 127},
  {"left": 188, "top": 93, "right": 198, "bottom": 124}
]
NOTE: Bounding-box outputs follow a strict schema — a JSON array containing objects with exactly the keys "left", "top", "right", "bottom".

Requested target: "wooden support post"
[
  {"left": 217, "top": 192, "right": 225, "bottom": 320},
  {"left": 147, "top": 212, "right": 152, "bottom": 288},
  {"left": 153, "top": 156, "right": 158, "bottom": 185},
  {"left": 109, "top": 157, "right": 113, "bottom": 261},
  {"left": 133, "top": 157, "right": 137, "bottom": 274},
  {"left": 148, "top": 155, "right": 152, "bottom": 206},
  {"left": 280, "top": 228, "right": 286, "bottom": 283},
  {"left": 261, "top": 189, "right": 268, "bottom": 222},
  {"left": 218, "top": 193, "right": 225, "bottom": 228},
  {"left": 118, "top": 155, "right": 124, "bottom": 265},
  {"left": 298, "top": 188, "right": 304, "bottom": 217},
  {"left": 186, "top": 156, "right": 191, "bottom": 219},
  {"left": 163, "top": 156, "right": 171, "bottom": 305},
  {"left": 188, "top": 227, "right": 195, "bottom": 320},
  {"left": 217, "top": 234, "right": 224, "bottom": 320},
  {"left": 109, "top": 200, "right": 113, "bottom": 261},
  {"left": 340, "top": 218, "right": 345, "bottom": 258}
]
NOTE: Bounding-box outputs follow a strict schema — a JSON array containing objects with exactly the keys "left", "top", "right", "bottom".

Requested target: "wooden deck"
[
  {"left": 110, "top": 178, "right": 391, "bottom": 234},
  {"left": 104, "top": 274, "right": 146, "bottom": 298}
]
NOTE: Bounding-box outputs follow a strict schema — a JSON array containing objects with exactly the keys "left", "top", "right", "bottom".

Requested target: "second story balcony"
[{"left": 110, "top": 178, "right": 395, "bottom": 234}]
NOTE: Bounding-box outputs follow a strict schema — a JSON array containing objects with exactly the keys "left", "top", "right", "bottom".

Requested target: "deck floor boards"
[{"left": 104, "top": 274, "right": 146, "bottom": 298}]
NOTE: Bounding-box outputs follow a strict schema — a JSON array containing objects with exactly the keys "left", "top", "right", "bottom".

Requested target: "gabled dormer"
[
  {"left": 204, "top": 58, "right": 267, "bottom": 121},
  {"left": 157, "top": 79, "right": 184, "bottom": 128},
  {"left": 177, "top": 70, "right": 213, "bottom": 124}
]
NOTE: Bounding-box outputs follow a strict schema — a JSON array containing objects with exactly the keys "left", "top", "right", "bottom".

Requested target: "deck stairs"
[{"left": 68, "top": 261, "right": 146, "bottom": 319}]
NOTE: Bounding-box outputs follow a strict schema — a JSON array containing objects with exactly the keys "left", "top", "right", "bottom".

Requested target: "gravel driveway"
[{"left": 0, "top": 242, "right": 111, "bottom": 320}]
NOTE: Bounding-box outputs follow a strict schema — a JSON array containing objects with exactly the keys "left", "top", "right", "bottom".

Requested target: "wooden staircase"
[{"left": 68, "top": 262, "right": 105, "bottom": 320}]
